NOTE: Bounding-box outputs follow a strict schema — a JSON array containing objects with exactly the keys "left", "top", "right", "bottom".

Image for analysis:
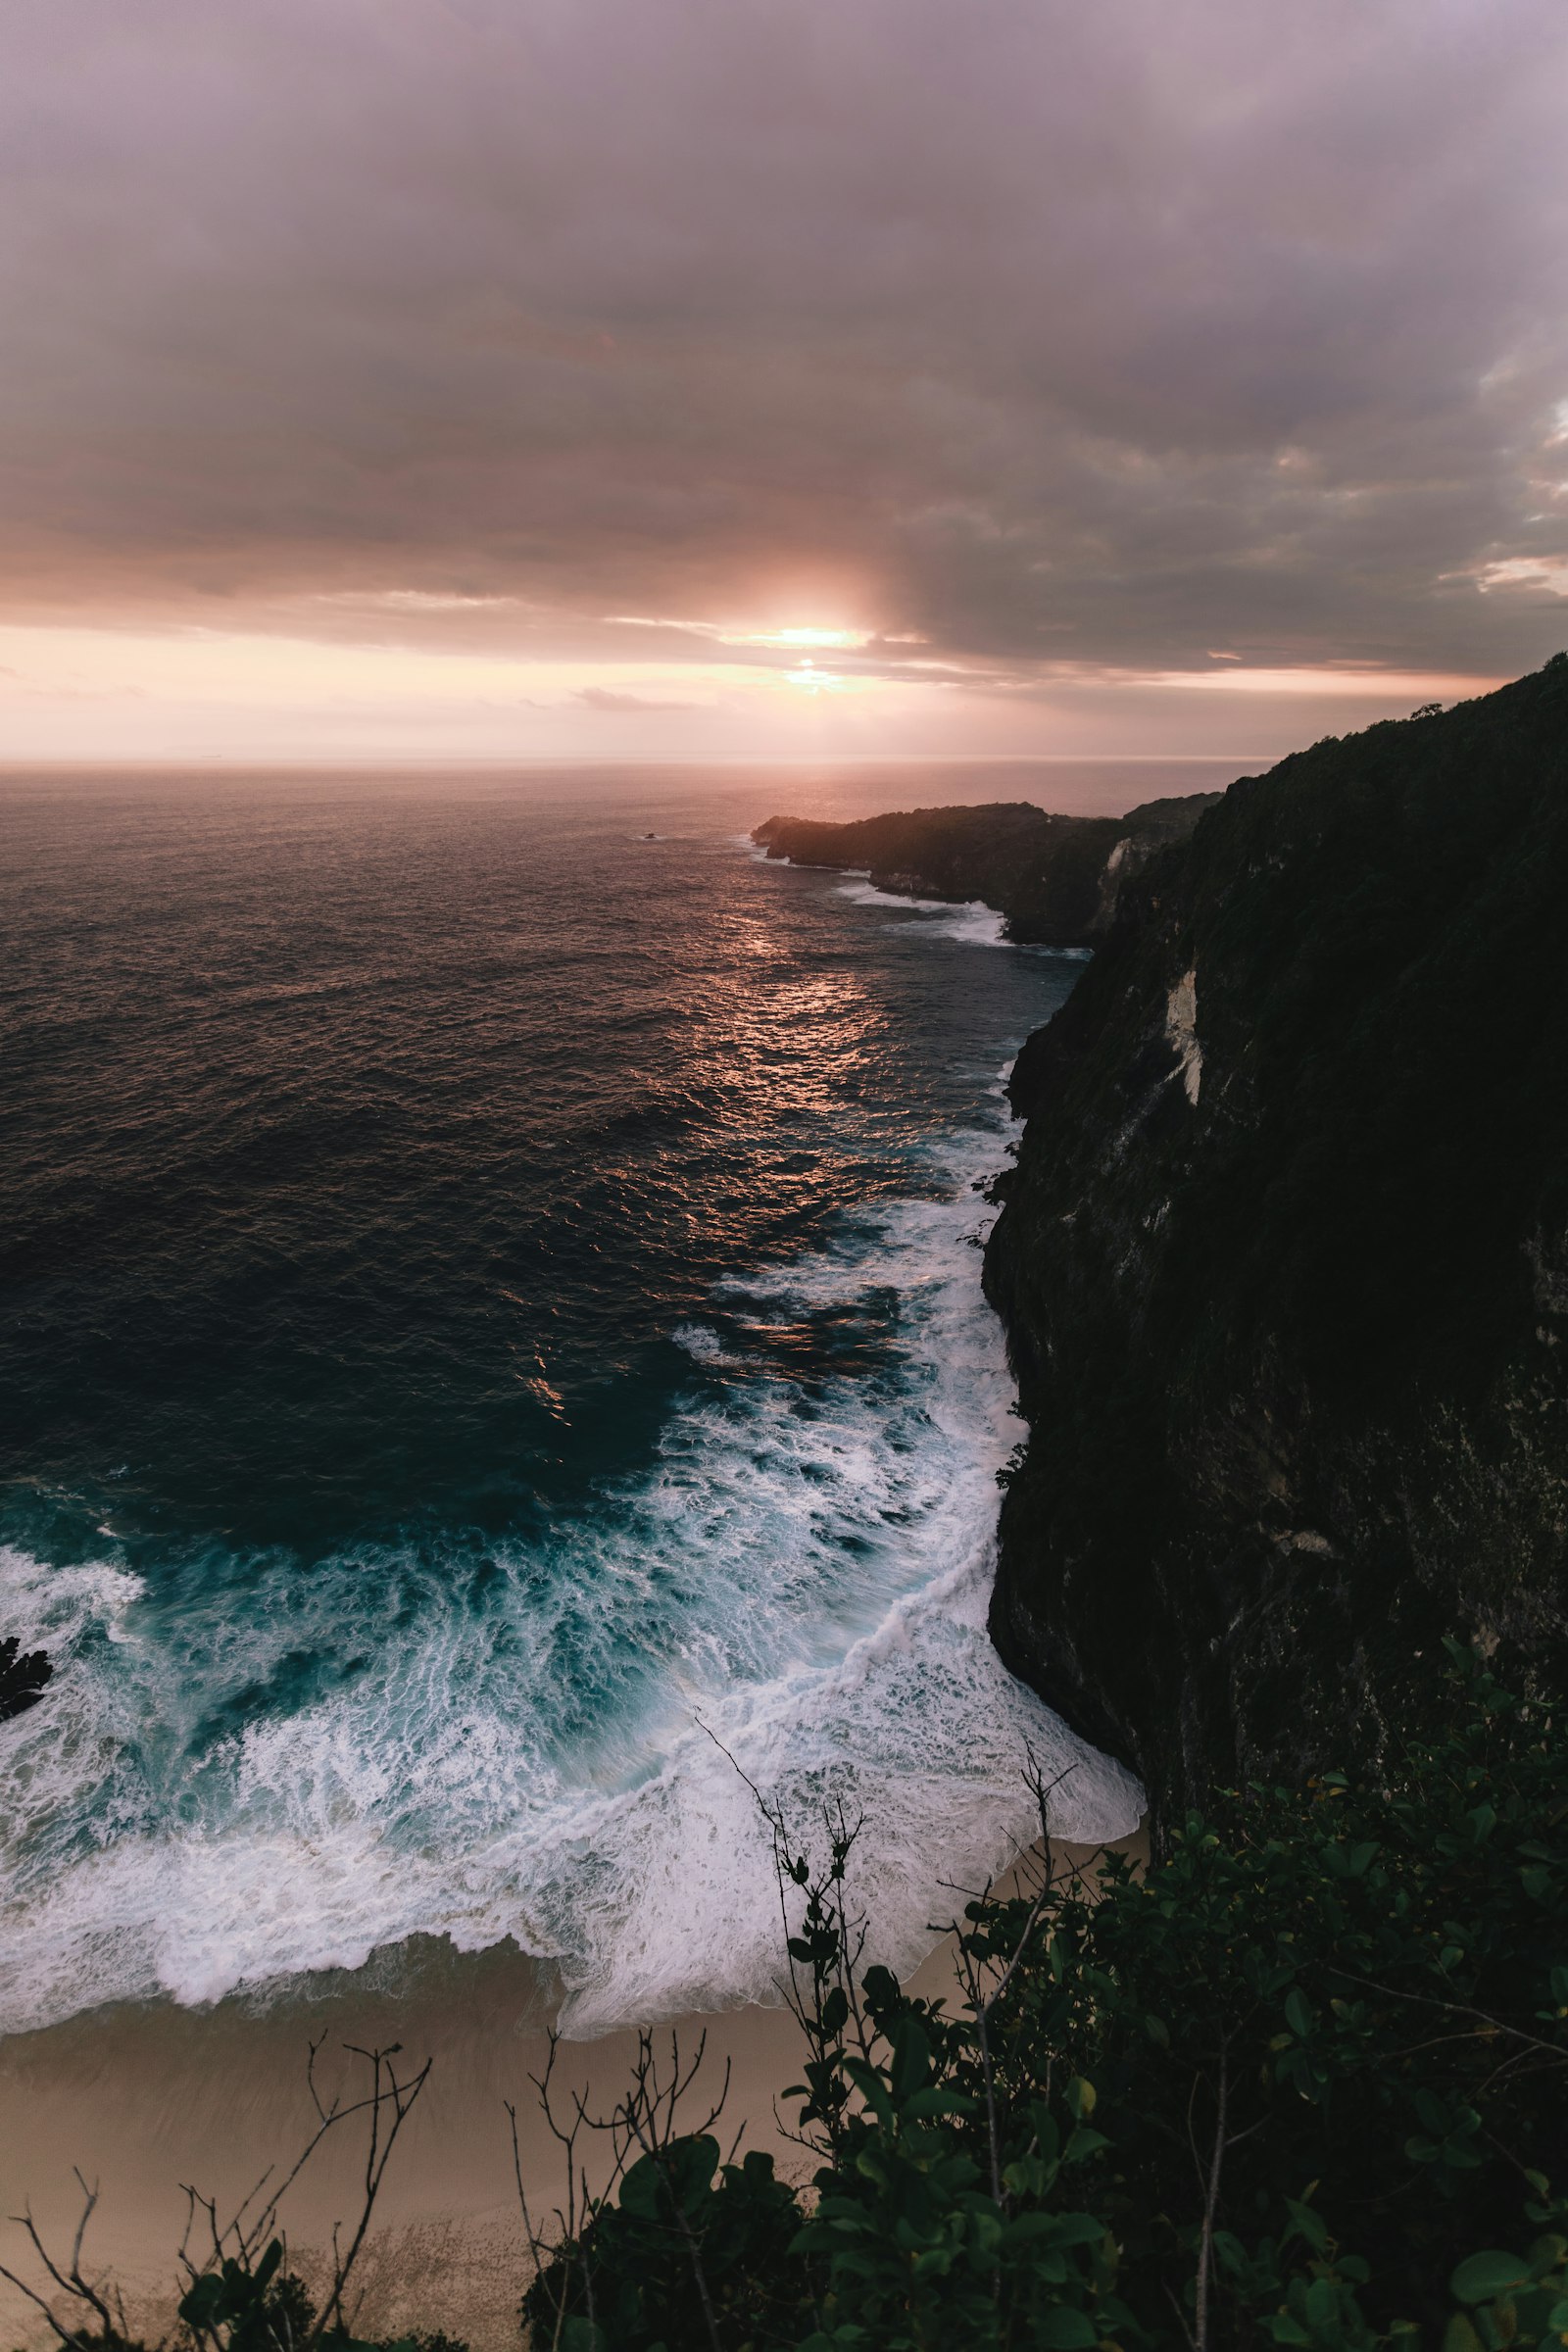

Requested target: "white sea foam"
[
  {"left": 832, "top": 876, "right": 1101, "bottom": 962},
  {"left": 833, "top": 876, "right": 1010, "bottom": 948},
  {"left": 671, "top": 1321, "right": 741, "bottom": 1367}
]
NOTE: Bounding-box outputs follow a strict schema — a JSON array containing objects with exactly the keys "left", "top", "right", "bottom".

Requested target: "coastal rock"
[
  {"left": 983, "top": 656, "right": 1568, "bottom": 1827},
  {"left": 0, "top": 1635, "right": 51, "bottom": 1722},
  {"left": 752, "top": 794, "right": 1219, "bottom": 949}
]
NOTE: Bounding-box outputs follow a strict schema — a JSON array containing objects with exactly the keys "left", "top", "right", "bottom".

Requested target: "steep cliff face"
[
  {"left": 753, "top": 794, "right": 1218, "bottom": 948},
  {"left": 983, "top": 658, "right": 1568, "bottom": 1825}
]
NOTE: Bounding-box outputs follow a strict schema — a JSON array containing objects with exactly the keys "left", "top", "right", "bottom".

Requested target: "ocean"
[{"left": 0, "top": 763, "right": 1150, "bottom": 2042}]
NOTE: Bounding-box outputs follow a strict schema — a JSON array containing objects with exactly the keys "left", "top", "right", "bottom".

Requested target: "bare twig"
[
  {"left": 0, "top": 2174, "right": 120, "bottom": 2352},
  {"left": 314, "top": 2045, "right": 431, "bottom": 2344},
  {"left": 1324, "top": 1966, "right": 1568, "bottom": 2065},
  {"left": 1194, "top": 2047, "right": 1229, "bottom": 2352}
]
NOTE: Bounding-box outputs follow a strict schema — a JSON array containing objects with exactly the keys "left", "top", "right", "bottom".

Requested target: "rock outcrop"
[
  {"left": 752, "top": 794, "right": 1219, "bottom": 949},
  {"left": 0, "top": 1635, "right": 51, "bottom": 1722},
  {"left": 983, "top": 658, "right": 1568, "bottom": 1827}
]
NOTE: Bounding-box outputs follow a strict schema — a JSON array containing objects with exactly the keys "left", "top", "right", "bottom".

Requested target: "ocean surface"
[{"left": 0, "top": 763, "right": 1159, "bottom": 2040}]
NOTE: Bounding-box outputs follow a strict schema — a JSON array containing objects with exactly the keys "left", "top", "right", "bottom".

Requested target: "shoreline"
[{"left": 0, "top": 1830, "right": 1144, "bottom": 2349}]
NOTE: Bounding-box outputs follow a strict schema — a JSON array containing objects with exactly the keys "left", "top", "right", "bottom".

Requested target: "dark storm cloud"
[{"left": 3, "top": 0, "right": 1566, "bottom": 674}]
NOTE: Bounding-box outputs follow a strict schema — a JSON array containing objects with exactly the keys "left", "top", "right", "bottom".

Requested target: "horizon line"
[{"left": 0, "top": 750, "right": 1273, "bottom": 775}]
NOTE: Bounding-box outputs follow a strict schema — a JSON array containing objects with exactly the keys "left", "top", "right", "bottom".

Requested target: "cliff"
[
  {"left": 983, "top": 656, "right": 1568, "bottom": 1825},
  {"left": 752, "top": 793, "right": 1219, "bottom": 948}
]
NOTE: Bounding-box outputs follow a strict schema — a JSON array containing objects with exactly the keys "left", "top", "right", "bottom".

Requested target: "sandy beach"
[{"left": 0, "top": 1832, "right": 1143, "bottom": 2348}]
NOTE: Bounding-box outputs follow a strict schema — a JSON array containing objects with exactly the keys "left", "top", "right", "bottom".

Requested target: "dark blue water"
[{"left": 0, "top": 766, "right": 1141, "bottom": 2034}]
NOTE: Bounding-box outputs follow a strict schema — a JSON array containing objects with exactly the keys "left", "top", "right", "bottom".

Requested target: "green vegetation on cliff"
[{"left": 985, "top": 657, "right": 1568, "bottom": 1821}]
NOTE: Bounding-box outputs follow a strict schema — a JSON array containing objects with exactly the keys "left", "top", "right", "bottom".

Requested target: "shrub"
[{"left": 523, "top": 1642, "right": 1566, "bottom": 2348}]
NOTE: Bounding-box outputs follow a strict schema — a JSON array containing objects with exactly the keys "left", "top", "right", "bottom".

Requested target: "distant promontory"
[{"left": 752, "top": 793, "right": 1220, "bottom": 950}]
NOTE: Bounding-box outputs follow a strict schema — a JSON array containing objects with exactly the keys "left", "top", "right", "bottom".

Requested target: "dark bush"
[{"left": 523, "top": 1642, "right": 1567, "bottom": 2348}]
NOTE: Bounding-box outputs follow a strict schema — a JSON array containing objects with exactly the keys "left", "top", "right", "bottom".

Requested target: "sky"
[{"left": 3, "top": 0, "right": 1567, "bottom": 766}]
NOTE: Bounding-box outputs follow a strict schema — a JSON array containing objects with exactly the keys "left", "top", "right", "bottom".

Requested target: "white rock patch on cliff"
[{"left": 1164, "top": 966, "right": 1202, "bottom": 1104}]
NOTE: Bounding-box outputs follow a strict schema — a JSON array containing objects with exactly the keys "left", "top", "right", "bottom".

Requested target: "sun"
[
  {"left": 742, "top": 625, "right": 870, "bottom": 651},
  {"left": 782, "top": 658, "right": 847, "bottom": 695}
]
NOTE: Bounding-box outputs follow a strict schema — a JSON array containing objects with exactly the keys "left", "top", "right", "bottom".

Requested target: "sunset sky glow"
[{"left": 3, "top": 0, "right": 1566, "bottom": 763}]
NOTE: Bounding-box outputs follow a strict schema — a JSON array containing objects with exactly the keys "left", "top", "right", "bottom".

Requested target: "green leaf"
[
  {"left": 889, "top": 2015, "right": 933, "bottom": 2099},
  {"left": 1065, "top": 2075, "right": 1097, "bottom": 2119},
  {"left": 1303, "top": 2275, "right": 1339, "bottom": 2330},
  {"left": 1052, "top": 2214, "right": 1110, "bottom": 2249},
  {"left": 560, "top": 2321, "right": 609, "bottom": 2352},
  {"left": 1450, "top": 2250, "right": 1532, "bottom": 2303},
  {"left": 178, "top": 2275, "right": 224, "bottom": 2328},
  {"left": 1285, "top": 2197, "right": 1329, "bottom": 2254},
  {"left": 1034, "top": 2310, "right": 1099, "bottom": 2348}
]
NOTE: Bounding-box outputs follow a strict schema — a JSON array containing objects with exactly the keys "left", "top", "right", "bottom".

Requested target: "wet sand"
[{"left": 0, "top": 1832, "right": 1143, "bottom": 2348}]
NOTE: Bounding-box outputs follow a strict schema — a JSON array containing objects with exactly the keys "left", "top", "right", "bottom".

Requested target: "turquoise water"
[{"left": 0, "top": 765, "right": 1142, "bottom": 2035}]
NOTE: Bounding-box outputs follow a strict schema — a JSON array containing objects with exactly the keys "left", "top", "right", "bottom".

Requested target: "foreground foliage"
[{"left": 522, "top": 1644, "right": 1567, "bottom": 2349}]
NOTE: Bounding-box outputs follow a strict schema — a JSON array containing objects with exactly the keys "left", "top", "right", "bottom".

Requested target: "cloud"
[
  {"left": 572, "top": 686, "right": 709, "bottom": 711},
  {"left": 1475, "top": 557, "right": 1568, "bottom": 597},
  {"left": 0, "top": 0, "right": 1565, "bottom": 733}
]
